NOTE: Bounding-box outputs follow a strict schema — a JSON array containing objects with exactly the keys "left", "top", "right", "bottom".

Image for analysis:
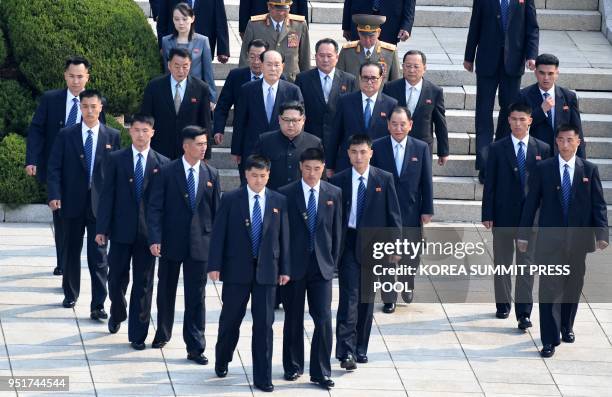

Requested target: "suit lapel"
[
  {"left": 271, "top": 81, "right": 285, "bottom": 124},
  {"left": 553, "top": 157, "right": 564, "bottom": 208},
  {"left": 400, "top": 137, "right": 413, "bottom": 177},
  {"left": 294, "top": 182, "right": 309, "bottom": 229},
  {"left": 343, "top": 171, "right": 353, "bottom": 223},
  {"left": 312, "top": 70, "right": 327, "bottom": 106},
  {"left": 174, "top": 160, "right": 191, "bottom": 209},
  {"left": 328, "top": 71, "right": 342, "bottom": 106},
  {"left": 316, "top": 183, "right": 329, "bottom": 230},
  {"left": 142, "top": 150, "right": 158, "bottom": 193},
  {"left": 503, "top": 137, "right": 521, "bottom": 183},
  {"left": 71, "top": 125, "right": 88, "bottom": 171},
  {"left": 381, "top": 137, "right": 398, "bottom": 177},
  {"left": 526, "top": 136, "right": 539, "bottom": 170},
  {"left": 354, "top": 93, "right": 366, "bottom": 130},
  {"left": 93, "top": 125, "right": 108, "bottom": 175},
  {"left": 262, "top": 190, "right": 274, "bottom": 237},
  {"left": 570, "top": 157, "right": 584, "bottom": 207},
  {"left": 411, "top": 81, "right": 428, "bottom": 119},
  {"left": 368, "top": 96, "right": 383, "bottom": 133},
  {"left": 362, "top": 167, "right": 377, "bottom": 217},
  {"left": 179, "top": 77, "right": 194, "bottom": 115},
  {"left": 122, "top": 149, "right": 136, "bottom": 201},
  {"left": 164, "top": 75, "right": 176, "bottom": 113},
  {"left": 554, "top": 86, "right": 564, "bottom": 131},
  {"left": 194, "top": 163, "right": 209, "bottom": 209},
  {"left": 239, "top": 187, "right": 253, "bottom": 242}
]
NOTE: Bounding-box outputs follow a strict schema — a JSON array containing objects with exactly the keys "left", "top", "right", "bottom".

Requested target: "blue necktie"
[
  {"left": 187, "top": 167, "right": 196, "bottom": 211},
  {"left": 517, "top": 141, "right": 526, "bottom": 187},
  {"left": 356, "top": 176, "right": 366, "bottom": 227},
  {"left": 372, "top": 0, "right": 381, "bottom": 11},
  {"left": 543, "top": 92, "right": 554, "bottom": 130},
  {"left": 561, "top": 164, "right": 571, "bottom": 222},
  {"left": 500, "top": 0, "right": 509, "bottom": 32},
  {"left": 307, "top": 188, "right": 317, "bottom": 251},
  {"left": 66, "top": 97, "right": 79, "bottom": 127},
  {"left": 251, "top": 194, "right": 263, "bottom": 258},
  {"left": 84, "top": 130, "right": 93, "bottom": 186},
  {"left": 134, "top": 153, "right": 144, "bottom": 203},
  {"left": 364, "top": 98, "right": 372, "bottom": 129},
  {"left": 265, "top": 86, "right": 274, "bottom": 123}
]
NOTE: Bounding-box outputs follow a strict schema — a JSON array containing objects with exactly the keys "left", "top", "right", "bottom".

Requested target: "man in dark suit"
[
  {"left": 330, "top": 134, "right": 402, "bottom": 370},
  {"left": 371, "top": 106, "right": 433, "bottom": 313},
  {"left": 150, "top": 0, "right": 160, "bottom": 20},
  {"left": 94, "top": 114, "right": 170, "bottom": 350},
  {"left": 518, "top": 124, "right": 608, "bottom": 358},
  {"left": 482, "top": 103, "right": 551, "bottom": 327},
  {"left": 295, "top": 38, "right": 357, "bottom": 148},
  {"left": 327, "top": 61, "right": 397, "bottom": 174},
  {"left": 156, "top": 0, "right": 230, "bottom": 63},
  {"left": 231, "top": 50, "right": 303, "bottom": 181},
  {"left": 208, "top": 155, "right": 290, "bottom": 393},
  {"left": 277, "top": 148, "right": 341, "bottom": 389},
  {"left": 26, "top": 56, "right": 105, "bottom": 276},
  {"left": 213, "top": 39, "right": 269, "bottom": 146},
  {"left": 141, "top": 48, "right": 212, "bottom": 160},
  {"left": 518, "top": 53, "right": 585, "bottom": 158},
  {"left": 383, "top": 50, "right": 449, "bottom": 165},
  {"left": 464, "top": 0, "right": 539, "bottom": 183},
  {"left": 342, "top": 0, "right": 416, "bottom": 44},
  {"left": 239, "top": 0, "right": 308, "bottom": 37},
  {"left": 47, "top": 89, "right": 120, "bottom": 317},
  {"left": 147, "top": 126, "right": 220, "bottom": 364}
]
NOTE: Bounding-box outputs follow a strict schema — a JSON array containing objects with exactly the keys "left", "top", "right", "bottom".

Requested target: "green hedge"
[
  {"left": 105, "top": 116, "right": 131, "bottom": 148},
  {"left": 0, "top": 0, "right": 161, "bottom": 115},
  {"left": 0, "top": 134, "right": 46, "bottom": 205},
  {"left": 0, "top": 79, "right": 35, "bottom": 140},
  {"left": 0, "top": 29, "right": 6, "bottom": 66}
]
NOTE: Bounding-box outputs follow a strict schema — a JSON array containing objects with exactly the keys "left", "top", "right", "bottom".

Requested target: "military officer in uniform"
[
  {"left": 337, "top": 14, "right": 400, "bottom": 86},
  {"left": 239, "top": 0, "right": 311, "bottom": 82}
]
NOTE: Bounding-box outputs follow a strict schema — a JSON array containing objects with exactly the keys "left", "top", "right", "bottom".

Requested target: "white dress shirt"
[
  {"left": 247, "top": 185, "right": 266, "bottom": 220},
  {"left": 363, "top": 46, "right": 374, "bottom": 58},
  {"left": 405, "top": 78, "right": 423, "bottom": 114},
  {"left": 65, "top": 90, "right": 82, "bottom": 124},
  {"left": 302, "top": 179, "right": 320, "bottom": 210},
  {"left": 262, "top": 79, "right": 279, "bottom": 103},
  {"left": 81, "top": 123, "right": 100, "bottom": 182},
  {"left": 132, "top": 145, "right": 150, "bottom": 174},
  {"left": 391, "top": 135, "right": 407, "bottom": 175},
  {"left": 319, "top": 68, "right": 335, "bottom": 101},
  {"left": 348, "top": 166, "right": 369, "bottom": 229},
  {"left": 182, "top": 156, "right": 200, "bottom": 192},
  {"left": 273, "top": 20, "right": 283, "bottom": 32},
  {"left": 362, "top": 92, "right": 378, "bottom": 114},
  {"left": 510, "top": 133, "right": 530, "bottom": 158},
  {"left": 559, "top": 154, "right": 576, "bottom": 185},
  {"left": 171, "top": 75, "right": 187, "bottom": 102},
  {"left": 540, "top": 85, "right": 555, "bottom": 122}
]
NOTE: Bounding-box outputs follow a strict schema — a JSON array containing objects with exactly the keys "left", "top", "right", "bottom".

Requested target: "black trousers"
[
  {"left": 62, "top": 194, "right": 108, "bottom": 310},
  {"left": 52, "top": 209, "right": 65, "bottom": 270},
  {"left": 380, "top": 255, "right": 419, "bottom": 304},
  {"left": 492, "top": 229, "right": 535, "bottom": 318},
  {"left": 107, "top": 239, "right": 156, "bottom": 344},
  {"left": 281, "top": 254, "right": 333, "bottom": 379},
  {"left": 216, "top": 279, "right": 276, "bottom": 386},
  {"left": 154, "top": 257, "right": 207, "bottom": 354}
]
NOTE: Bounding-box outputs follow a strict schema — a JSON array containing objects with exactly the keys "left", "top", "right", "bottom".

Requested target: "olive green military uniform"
[{"left": 337, "top": 40, "right": 401, "bottom": 85}]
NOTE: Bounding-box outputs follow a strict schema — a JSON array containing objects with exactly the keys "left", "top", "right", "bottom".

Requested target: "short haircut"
[
  {"left": 315, "top": 38, "right": 339, "bottom": 53},
  {"left": 347, "top": 134, "right": 373, "bottom": 148},
  {"left": 248, "top": 39, "right": 270, "bottom": 52},
  {"left": 402, "top": 50, "right": 427, "bottom": 65},
  {"left": 79, "top": 89, "right": 103, "bottom": 102},
  {"left": 172, "top": 2, "right": 195, "bottom": 40},
  {"left": 279, "top": 101, "right": 305, "bottom": 116},
  {"left": 181, "top": 125, "right": 207, "bottom": 142},
  {"left": 300, "top": 147, "right": 325, "bottom": 163},
  {"left": 535, "top": 53, "right": 560, "bottom": 68},
  {"left": 244, "top": 154, "right": 271, "bottom": 171},
  {"left": 508, "top": 102, "right": 533, "bottom": 116},
  {"left": 557, "top": 123, "right": 580, "bottom": 136},
  {"left": 260, "top": 49, "right": 285, "bottom": 63},
  {"left": 130, "top": 113, "right": 155, "bottom": 127},
  {"left": 359, "top": 61, "right": 383, "bottom": 77},
  {"left": 390, "top": 106, "right": 412, "bottom": 121},
  {"left": 168, "top": 47, "right": 192, "bottom": 61},
  {"left": 65, "top": 56, "right": 91, "bottom": 71}
]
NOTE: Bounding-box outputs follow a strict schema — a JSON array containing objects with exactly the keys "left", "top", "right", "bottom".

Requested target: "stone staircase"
[{"left": 135, "top": 0, "right": 612, "bottom": 222}]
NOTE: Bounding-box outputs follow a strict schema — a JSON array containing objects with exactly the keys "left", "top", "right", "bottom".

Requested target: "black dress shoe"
[
  {"left": 90, "top": 309, "right": 108, "bottom": 320},
  {"left": 215, "top": 362, "right": 228, "bottom": 378},
  {"left": 382, "top": 303, "right": 396, "bottom": 313},
  {"left": 402, "top": 290, "right": 414, "bottom": 303},
  {"left": 540, "top": 344, "right": 555, "bottom": 358},
  {"left": 311, "top": 376, "right": 334, "bottom": 389},
  {"left": 62, "top": 299, "right": 76, "bottom": 308},
  {"left": 151, "top": 340, "right": 167, "bottom": 349},
  {"left": 340, "top": 354, "right": 357, "bottom": 370},
  {"left": 562, "top": 329, "right": 575, "bottom": 343},
  {"left": 53, "top": 266, "right": 63, "bottom": 276},
  {"left": 355, "top": 354, "right": 368, "bottom": 364},
  {"left": 187, "top": 352, "right": 209, "bottom": 365},
  {"left": 254, "top": 383, "right": 274, "bottom": 392},
  {"left": 108, "top": 318, "right": 120, "bottom": 334},
  {"left": 130, "top": 342, "right": 146, "bottom": 350},
  {"left": 283, "top": 372, "right": 299, "bottom": 381},
  {"left": 517, "top": 316, "right": 532, "bottom": 330},
  {"left": 495, "top": 310, "right": 509, "bottom": 319}
]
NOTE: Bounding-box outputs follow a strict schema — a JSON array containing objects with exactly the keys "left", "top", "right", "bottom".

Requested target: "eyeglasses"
[
  {"left": 360, "top": 76, "right": 380, "bottom": 82},
  {"left": 280, "top": 116, "right": 303, "bottom": 124}
]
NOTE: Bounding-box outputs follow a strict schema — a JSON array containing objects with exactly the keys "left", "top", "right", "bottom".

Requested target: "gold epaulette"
[
  {"left": 288, "top": 14, "right": 306, "bottom": 22},
  {"left": 379, "top": 41, "right": 397, "bottom": 51},
  {"left": 342, "top": 40, "right": 359, "bottom": 49},
  {"left": 250, "top": 14, "right": 268, "bottom": 22}
]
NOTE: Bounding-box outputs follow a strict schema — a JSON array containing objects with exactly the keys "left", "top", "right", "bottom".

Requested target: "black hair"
[
  {"left": 279, "top": 100, "right": 305, "bottom": 116},
  {"left": 244, "top": 154, "right": 271, "bottom": 171},
  {"left": 171, "top": 3, "right": 195, "bottom": 41},
  {"left": 508, "top": 102, "right": 533, "bottom": 116},
  {"left": 168, "top": 47, "right": 192, "bottom": 62},
  {"left": 402, "top": 50, "right": 427, "bottom": 65},
  {"left": 359, "top": 61, "right": 383, "bottom": 77},
  {"left": 535, "top": 53, "right": 560, "bottom": 68},
  {"left": 65, "top": 56, "right": 91, "bottom": 71},
  {"left": 557, "top": 123, "right": 580, "bottom": 136},
  {"left": 181, "top": 125, "right": 207, "bottom": 142},
  {"left": 248, "top": 39, "right": 270, "bottom": 52},
  {"left": 347, "top": 134, "right": 373, "bottom": 148},
  {"left": 79, "top": 89, "right": 103, "bottom": 102},
  {"left": 130, "top": 113, "right": 155, "bottom": 127},
  {"left": 390, "top": 106, "right": 412, "bottom": 120},
  {"left": 300, "top": 147, "right": 325, "bottom": 163},
  {"left": 315, "top": 38, "right": 339, "bottom": 53}
]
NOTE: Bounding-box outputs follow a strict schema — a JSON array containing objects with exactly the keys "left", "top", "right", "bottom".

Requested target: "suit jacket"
[
  {"left": 162, "top": 33, "right": 217, "bottom": 102},
  {"left": 382, "top": 78, "right": 449, "bottom": 156},
  {"left": 327, "top": 91, "right": 397, "bottom": 171},
  {"left": 140, "top": 74, "right": 212, "bottom": 160},
  {"left": 519, "top": 156, "right": 608, "bottom": 262},
  {"left": 147, "top": 159, "right": 221, "bottom": 262},
  {"left": 47, "top": 123, "right": 120, "bottom": 219},
  {"left": 150, "top": 0, "right": 160, "bottom": 19},
  {"left": 208, "top": 186, "right": 291, "bottom": 285},
  {"left": 295, "top": 68, "right": 357, "bottom": 147},
  {"left": 342, "top": 0, "right": 416, "bottom": 44},
  {"left": 278, "top": 180, "right": 342, "bottom": 281},
  {"left": 518, "top": 84, "right": 585, "bottom": 158},
  {"left": 96, "top": 147, "right": 170, "bottom": 244},
  {"left": 26, "top": 89, "right": 106, "bottom": 183},
  {"left": 371, "top": 136, "right": 433, "bottom": 227},
  {"left": 464, "top": 0, "right": 539, "bottom": 77},
  {"left": 231, "top": 79, "right": 303, "bottom": 158},
  {"left": 156, "top": 0, "right": 230, "bottom": 56},
  {"left": 482, "top": 135, "right": 551, "bottom": 227},
  {"left": 254, "top": 130, "right": 323, "bottom": 190},
  {"left": 238, "top": 0, "right": 308, "bottom": 33}
]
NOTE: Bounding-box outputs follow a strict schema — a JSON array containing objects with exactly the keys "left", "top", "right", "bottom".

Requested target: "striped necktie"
[
  {"left": 356, "top": 176, "right": 366, "bottom": 227},
  {"left": 517, "top": 141, "right": 526, "bottom": 187},
  {"left": 561, "top": 164, "right": 571, "bottom": 222},
  {"left": 307, "top": 188, "right": 317, "bottom": 251},
  {"left": 251, "top": 194, "right": 263, "bottom": 257}
]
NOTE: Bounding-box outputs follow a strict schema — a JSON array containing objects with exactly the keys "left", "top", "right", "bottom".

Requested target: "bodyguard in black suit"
[
  {"left": 482, "top": 103, "right": 551, "bottom": 327},
  {"left": 277, "top": 148, "right": 342, "bottom": 389},
  {"left": 141, "top": 48, "right": 212, "bottom": 160},
  {"left": 47, "top": 90, "right": 120, "bottom": 318},
  {"left": 383, "top": 50, "right": 449, "bottom": 164},
  {"left": 371, "top": 107, "right": 434, "bottom": 313},
  {"left": 238, "top": 0, "right": 308, "bottom": 35},
  {"left": 295, "top": 38, "right": 357, "bottom": 148},
  {"left": 208, "top": 155, "right": 290, "bottom": 393},
  {"left": 95, "top": 114, "right": 170, "bottom": 350},
  {"left": 518, "top": 124, "right": 608, "bottom": 358},
  {"left": 330, "top": 134, "right": 402, "bottom": 370},
  {"left": 518, "top": 53, "right": 585, "bottom": 158},
  {"left": 147, "top": 126, "right": 220, "bottom": 364},
  {"left": 464, "top": 0, "right": 539, "bottom": 182},
  {"left": 342, "top": 0, "right": 416, "bottom": 44},
  {"left": 327, "top": 61, "right": 397, "bottom": 173}
]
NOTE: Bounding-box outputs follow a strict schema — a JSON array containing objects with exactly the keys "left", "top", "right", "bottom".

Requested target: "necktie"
[
  {"left": 365, "top": 49, "right": 371, "bottom": 59},
  {"left": 364, "top": 98, "right": 372, "bottom": 129},
  {"left": 275, "top": 23, "right": 281, "bottom": 32},
  {"left": 251, "top": 194, "right": 263, "bottom": 258},
  {"left": 134, "top": 153, "right": 144, "bottom": 203},
  {"left": 187, "top": 168, "right": 196, "bottom": 211},
  {"left": 265, "top": 86, "right": 274, "bottom": 122},
  {"left": 500, "top": 0, "right": 509, "bottom": 32},
  {"left": 66, "top": 97, "right": 79, "bottom": 127},
  {"left": 356, "top": 176, "right": 366, "bottom": 227},
  {"left": 323, "top": 75, "right": 331, "bottom": 103},
  {"left": 407, "top": 86, "right": 416, "bottom": 115},
  {"left": 253, "top": 75, "right": 260, "bottom": 81},
  {"left": 84, "top": 130, "right": 93, "bottom": 186},
  {"left": 394, "top": 143, "right": 403, "bottom": 176},
  {"left": 307, "top": 188, "right": 317, "bottom": 251},
  {"left": 561, "top": 164, "right": 571, "bottom": 221},
  {"left": 372, "top": 0, "right": 381, "bottom": 11},
  {"left": 174, "top": 82, "right": 182, "bottom": 114},
  {"left": 517, "top": 141, "right": 526, "bottom": 187},
  {"left": 543, "top": 92, "right": 554, "bottom": 130}
]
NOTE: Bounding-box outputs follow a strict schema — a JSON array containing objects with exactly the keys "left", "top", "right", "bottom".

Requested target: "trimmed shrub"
[
  {"left": 0, "top": 134, "right": 46, "bottom": 205},
  {"left": 0, "top": 29, "right": 6, "bottom": 66},
  {"left": 1, "top": 0, "right": 161, "bottom": 115},
  {"left": 0, "top": 79, "right": 35, "bottom": 140}
]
